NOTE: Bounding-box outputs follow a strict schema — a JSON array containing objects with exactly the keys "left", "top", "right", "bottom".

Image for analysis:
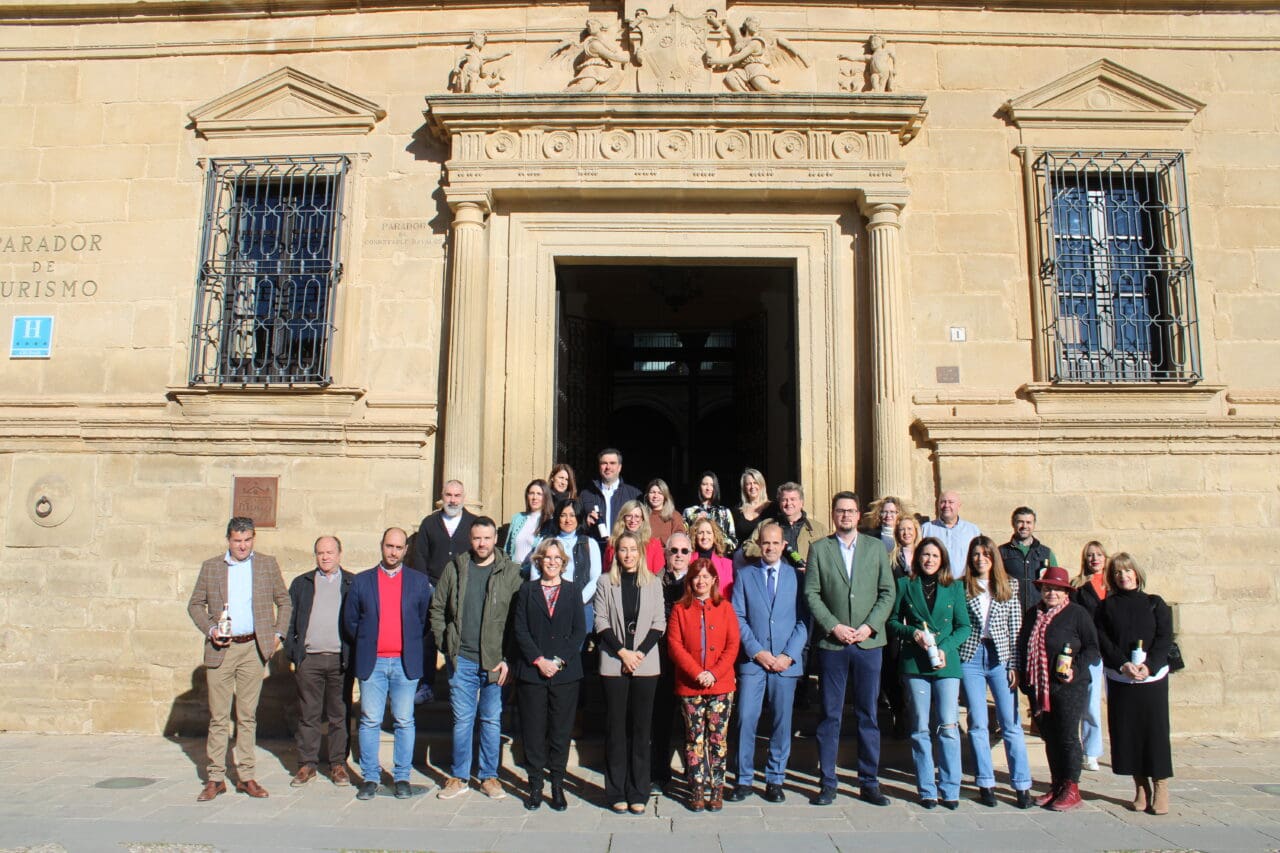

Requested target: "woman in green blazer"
[{"left": 889, "top": 536, "right": 972, "bottom": 809}]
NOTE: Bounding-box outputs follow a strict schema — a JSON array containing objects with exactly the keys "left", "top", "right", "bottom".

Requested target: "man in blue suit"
[
  {"left": 726, "top": 520, "right": 808, "bottom": 804},
  {"left": 342, "top": 527, "right": 433, "bottom": 801}
]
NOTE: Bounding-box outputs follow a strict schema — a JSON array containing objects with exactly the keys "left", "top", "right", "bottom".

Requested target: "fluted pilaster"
[
  {"left": 441, "top": 198, "right": 490, "bottom": 501},
  {"left": 865, "top": 202, "right": 912, "bottom": 502}
]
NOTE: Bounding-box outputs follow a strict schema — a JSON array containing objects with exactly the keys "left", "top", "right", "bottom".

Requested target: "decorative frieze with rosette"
[{"left": 425, "top": 92, "right": 927, "bottom": 198}]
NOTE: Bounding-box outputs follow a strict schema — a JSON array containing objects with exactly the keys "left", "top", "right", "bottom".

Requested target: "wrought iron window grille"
[
  {"left": 189, "top": 155, "right": 350, "bottom": 386},
  {"left": 1033, "top": 150, "right": 1201, "bottom": 384}
]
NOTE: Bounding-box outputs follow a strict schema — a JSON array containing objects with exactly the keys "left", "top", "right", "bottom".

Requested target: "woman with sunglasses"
[{"left": 652, "top": 531, "right": 693, "bottom": 792}]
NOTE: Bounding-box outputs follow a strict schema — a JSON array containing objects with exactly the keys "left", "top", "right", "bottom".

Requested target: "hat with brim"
[{"left": 1034, "top": 565, "right": 1074, "bottom": 591}]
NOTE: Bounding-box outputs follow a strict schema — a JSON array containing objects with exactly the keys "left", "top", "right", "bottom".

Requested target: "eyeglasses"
[
  {"left": 833, "top": 508, "right": 858, "bottom": 515},
  {"left": 668, "top": 547, "right": 692, "bottom": 555}
]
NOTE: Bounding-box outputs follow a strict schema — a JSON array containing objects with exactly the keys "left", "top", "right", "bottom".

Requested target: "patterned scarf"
[
  {"left": 1026, "top": 600, "right": 1068, "bottom": 713},
  {"left": 540, "top": 582, "right": 561, "bottom": 617}
]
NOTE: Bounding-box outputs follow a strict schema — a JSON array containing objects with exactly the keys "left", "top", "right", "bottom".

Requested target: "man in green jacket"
[
  {"left": 429, "top": 517, "right": 523, "bottom": 801},
  {"left": 804, "top": 491, "right": 896, "bottom": 807}
]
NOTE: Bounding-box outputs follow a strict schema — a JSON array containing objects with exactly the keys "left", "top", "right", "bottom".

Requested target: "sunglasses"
[{"left": 668, "top": 547, "right": 692, "bottom": 555}]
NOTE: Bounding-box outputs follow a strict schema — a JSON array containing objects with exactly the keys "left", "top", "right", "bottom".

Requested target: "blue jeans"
[
  {"left": 905, "top": 675, "right": 962, "bottom": 800},
  {"left": 358, "top": 656, "right": 417, "bottom": 784},
  {"left": 960, "top": 640, "right": 1031, "bottom": 791},
  {"left": 448, "top": 656, "right": 503, "bottom": 781},
  {"left": 1080, "top": 659, "right": 1104, "bottom": 759}
]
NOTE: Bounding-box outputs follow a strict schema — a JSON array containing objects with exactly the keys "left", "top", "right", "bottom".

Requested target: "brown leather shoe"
[
  {"left": 196, "top": 780, "right": 226, "bottom": 802},
  {"left": 236, "top": 779, "right": 270, "bottom": 798},
  {"left": 330, "top": 764, "right": 351, "bottom": 786},
  {"left": 291, "top": 765, "right": 317, "bottom": 787}
]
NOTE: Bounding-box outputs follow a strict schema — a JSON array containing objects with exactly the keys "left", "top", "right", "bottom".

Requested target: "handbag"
[{"left": 1150, "top": 597, "right": 1186, "bottom": 673}]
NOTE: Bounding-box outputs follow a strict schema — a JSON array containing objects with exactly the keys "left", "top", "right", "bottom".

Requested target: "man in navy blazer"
[
  {"left": 579, "top": 448, "right": 641, "bottom": 544},
  {"left": 342, "top": 527, "right": 432, "bottom": 801},
  {"left": 727, "top": 520, "right": 808, "bottom": 804}
]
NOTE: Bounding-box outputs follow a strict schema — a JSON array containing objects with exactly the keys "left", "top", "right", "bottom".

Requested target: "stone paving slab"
[{"left": 1, "top": 733, "right": 1279, "bottom": 852}]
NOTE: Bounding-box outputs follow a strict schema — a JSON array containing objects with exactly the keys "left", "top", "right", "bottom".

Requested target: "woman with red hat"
[{"left": 1016, "top": 564, "right": 1100, "bottom": 811}]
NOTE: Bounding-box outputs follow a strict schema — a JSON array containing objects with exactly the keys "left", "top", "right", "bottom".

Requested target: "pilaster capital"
[
  {"left": 857, "top": 192, "right": 906, "bottom": 227},
  {"left": 444, "top": 188, "right": 493, "bottom": 224}
]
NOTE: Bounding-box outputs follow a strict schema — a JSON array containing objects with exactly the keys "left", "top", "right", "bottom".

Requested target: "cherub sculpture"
[
  {"left": 865, "top": 34, "right": 896, "bottom": 92},
  {"left": 546, "top": 19, "right": 632, "bottom": 93},
  {"left": 702, "top": 15, "right": 809, "bottom": 93},
  {"left": 448, "top": 32, "right": 511, "bottom": 93}
]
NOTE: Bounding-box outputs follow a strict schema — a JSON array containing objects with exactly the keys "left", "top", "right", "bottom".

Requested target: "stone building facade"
[{"left": 0, "top": 0, "right": 1276, "bottom": 737}]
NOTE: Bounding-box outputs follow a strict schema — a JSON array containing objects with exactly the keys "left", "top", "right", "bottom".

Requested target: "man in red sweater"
[{"left": 342, "top": 528, "right": 433, "bottom": 801}]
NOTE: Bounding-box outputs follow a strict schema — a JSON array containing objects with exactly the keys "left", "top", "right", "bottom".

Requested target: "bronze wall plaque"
[{"left": 232, "top": 476, "right": 278, "bottom": 528}]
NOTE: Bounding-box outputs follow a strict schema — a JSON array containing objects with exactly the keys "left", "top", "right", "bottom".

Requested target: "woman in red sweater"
[{"left": 667, "top": 558, "right": 740, "bottom": 812}]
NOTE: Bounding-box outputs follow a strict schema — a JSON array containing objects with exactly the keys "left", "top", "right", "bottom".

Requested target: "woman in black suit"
[{"left": 513, "top": 538, "right": 587, "bottom": 811}]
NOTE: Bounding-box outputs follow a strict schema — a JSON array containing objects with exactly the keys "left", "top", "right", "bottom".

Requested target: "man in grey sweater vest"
[{"left": 285, "top": 535, "right": 356, "bottom": 788}]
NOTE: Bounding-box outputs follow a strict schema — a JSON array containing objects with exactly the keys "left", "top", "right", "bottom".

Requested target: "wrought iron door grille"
[
  {"left": 1034, "top": 150, "right": 1201, "bottom": 383},
  {"left": 189, "top": 155, "right": 349, "bottom": 385}
]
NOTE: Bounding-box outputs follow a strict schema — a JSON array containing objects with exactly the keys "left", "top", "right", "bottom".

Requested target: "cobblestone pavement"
[{"left": 0, "top": 732, "right": 1277, "bottom": 852}]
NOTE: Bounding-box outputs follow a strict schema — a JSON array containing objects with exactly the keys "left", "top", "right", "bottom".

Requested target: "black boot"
[
  {"left": 548, "top": 778, "right": 568, "bottom": 812},
  {"left": 524, "top": 779, "right": 544, "bottom": 811}
]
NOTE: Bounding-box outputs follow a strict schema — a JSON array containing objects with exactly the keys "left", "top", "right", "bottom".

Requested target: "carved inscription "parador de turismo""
[{"left": 1, "top": 231, "right": 104, "bottom": 300}]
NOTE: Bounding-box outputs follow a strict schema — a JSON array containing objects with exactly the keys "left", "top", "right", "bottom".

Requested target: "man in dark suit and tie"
[
  {"left": 727, "top": 520, "right": 808, "bottom": 804},
  {"left": 410, "top": 479, "right": 476, "bottom": 702},
  {"left": 804, "top": 491, "right": 897, "bottom": 807},
  {"left": 187, "top": 516, "right": 291, "bottom": 802}
]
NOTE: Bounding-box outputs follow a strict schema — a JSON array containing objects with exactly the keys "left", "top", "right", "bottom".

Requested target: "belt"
[{"left": 229, "top": 634, "right": 256, "bottom": 644}]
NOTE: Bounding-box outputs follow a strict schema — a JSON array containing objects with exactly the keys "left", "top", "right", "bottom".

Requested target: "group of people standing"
[{"left": 186, "top": 448, "right": 1175, "bottom": 819}]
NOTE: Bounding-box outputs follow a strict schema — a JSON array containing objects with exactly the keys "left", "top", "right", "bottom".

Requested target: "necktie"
[{"left": 767, "top": 566, "right": 776, "bottom": 601}]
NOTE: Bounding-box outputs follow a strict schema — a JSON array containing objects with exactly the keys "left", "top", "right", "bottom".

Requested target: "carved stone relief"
[
  {"left": 460, "top": 127, "right": 871, "bottom": 164},
  {"left": 546, "top": 19, "right": 633, "bottom": 93},
  {"left": 703, "top": 15, "right": 809, "bottom": 92},
  {"left": 448, "top": 32, "right": 511, "bottom": 93},
  {"left": 527, "top": 11, "right": 825, "bottom": 94},
  {"left": 837, "top": 34, "right": 896, "bottom": 93}
]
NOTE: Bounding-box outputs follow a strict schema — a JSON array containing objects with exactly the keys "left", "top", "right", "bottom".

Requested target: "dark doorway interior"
[{"left": 555, "top": 264, "right": 797, "bottom": 509}]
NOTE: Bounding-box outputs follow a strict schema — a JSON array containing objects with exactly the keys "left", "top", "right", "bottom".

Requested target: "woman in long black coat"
[
  {"left": 513, "top": 538, "right": 587, "bottom": 811},
  {"left": 1094, "top": 552, "right": 1175, "bottom": 815}
]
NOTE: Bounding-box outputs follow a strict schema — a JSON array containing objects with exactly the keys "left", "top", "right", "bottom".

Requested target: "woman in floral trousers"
[{"left": 667, "top": 559, "right": 740, "bottom": 811}]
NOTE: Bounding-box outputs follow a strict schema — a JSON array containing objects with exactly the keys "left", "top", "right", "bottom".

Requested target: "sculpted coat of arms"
[{"left": 629, "top": 8, "right": 713, "bottom": 93}]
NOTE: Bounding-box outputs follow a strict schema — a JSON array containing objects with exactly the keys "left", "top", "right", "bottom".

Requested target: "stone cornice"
[
  {"left": 915, "top": 415, "right": 1280, "bottom": 456},
  {"left": 0, "top": 417, "right": 435, "bottom": 456},
  {"left": 0, "top": 388, "right": 437, "bottom": 456},
  {"left": 2, "top": 23, "right": 1276, "bottom": 61},
  {"left": 426, "top": 92, "right": 927, "bottom": 201},
  {"left": 1, "top": 0, "right": 1276, "bottom": 25}
]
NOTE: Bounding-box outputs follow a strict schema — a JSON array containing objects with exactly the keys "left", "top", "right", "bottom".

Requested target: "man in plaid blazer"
[{"left": 187, "top": 516, "right": 291, "bottom": 802}]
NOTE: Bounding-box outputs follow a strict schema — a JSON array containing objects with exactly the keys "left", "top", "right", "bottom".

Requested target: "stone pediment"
[
  {"left": 424, "top": 93, "right": 927, "bottom": 203},
  {"left": 189, "top": 66, "right": 386, "bottom": 138},
  {"left": 1004, "top": 59, "right": 1204, "bottom": 129}
]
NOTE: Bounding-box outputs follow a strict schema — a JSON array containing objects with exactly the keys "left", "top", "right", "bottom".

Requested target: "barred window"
[
  {"left": 1034, "top": 151, "right": 1200, "bottom": 383},
  {"left": 189, "top": 155, "right": 349, "bottom": 385}
]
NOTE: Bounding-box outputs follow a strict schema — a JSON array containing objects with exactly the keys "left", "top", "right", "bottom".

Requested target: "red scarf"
[{"left": 1026, "top": 600, "right": 1067, "bottom": 713}]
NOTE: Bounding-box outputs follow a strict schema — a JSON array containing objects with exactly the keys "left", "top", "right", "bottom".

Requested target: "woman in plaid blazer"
[{"left": 958, "top": 535, "right": 1033, "bottom": 809}]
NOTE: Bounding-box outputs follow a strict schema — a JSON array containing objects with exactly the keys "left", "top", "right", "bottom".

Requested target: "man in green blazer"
[{"left": 803, "top": 491, "right": 896, "bottom": 806}]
